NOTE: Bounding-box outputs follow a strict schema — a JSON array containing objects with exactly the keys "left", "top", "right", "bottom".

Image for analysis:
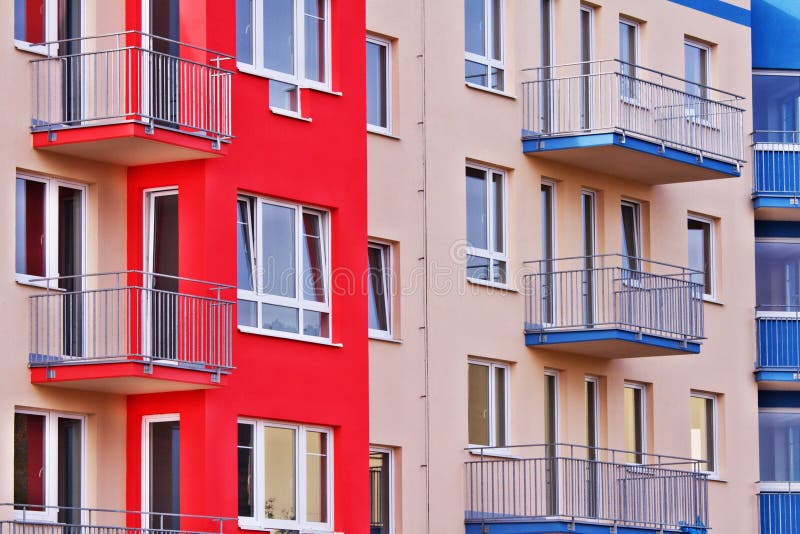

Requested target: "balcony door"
[
  {"left": 58, "top": 0, "right": 83, "bottom": 124},
  {"left": 143, "top": 416, "right": 180, "bottom": 531},
  {"left": 142, "top": 0, "right": 180, "bottom": 127},
  {"left": 144, "top": 190, "right": 179, "bottom": 361}
]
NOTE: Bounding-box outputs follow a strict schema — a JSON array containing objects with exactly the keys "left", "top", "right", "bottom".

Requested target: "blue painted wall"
[
  {"left": 753, "top": 0, "right": 800, "bottom": 70},
  {"left": 668, "top": 0, "right": 750, "bottom": 27}
]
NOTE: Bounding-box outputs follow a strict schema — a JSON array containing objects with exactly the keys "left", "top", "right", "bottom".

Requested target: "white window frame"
[
  {"left": 368, "top": 241, "right": 393, "bottom": 340},
  {"left": 141, "top": 413, "right": 180, "bottom": 531},
  {"left": 624, "top": 382, "right": 647, "bottom": 464},
  {"left": 369, "top": 447, "right": 395, "bottom": 534},
  {"left": 15, "top": 173, "right": 87, "bottom": 289},
  {"left": 464, "top": 0, "right": 505, "bottom": 90},
  {"left": 366, "top": 35, "right": 392, "bottom": 135},
  {"left": 14, "top": 0, "right": 86, "bottom": 55},
  {"left": 236, "top": 0, "right": 332, "bottom": 92},
  {"left": 13, "top": 408, "right": 87, "bottom": 523},
  {"left": 465, "top": 164, "right": 508, "bottom": 286},
  {"left": 689, "top": 392, "right": 718, "bottom": 476},
  {"left": 468, "top": 359, "right": 510, "bottom": 450},
  {"left": 237, "top": 194, "right": 332, "bottom": 342},
  {"left": 237, "top": 419, "right": 334, "bottom": 533},
  {"left": 688, "top": 214, "right": 716, "bottom": 300}
]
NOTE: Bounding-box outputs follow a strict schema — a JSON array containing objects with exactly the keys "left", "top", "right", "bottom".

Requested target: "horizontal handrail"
[{"left": 28, "top": 270, "right": 236, "bottom": 292}]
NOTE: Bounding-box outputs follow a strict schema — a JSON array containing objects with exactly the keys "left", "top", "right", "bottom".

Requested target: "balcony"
[
  {"left": 753, "top": 131, "right": 800, "bottom": 216},
  {"left": 465, "top": 444, "right": 709, "bottom": 534},
  {"left": 755, "top": 307, "right": 800, "bottom": 386},
  {"left": 759, "top": 492, "right": 800, "bottom": 533},
  {"left": 524, "top": 255, "right": 704, "bottom": 358},
  {"left": 28, "top": 271, "right": 234, "bottom": 394},
  {"left": 29, "top": 32, "right": 233, "bottom": 166},
  {"left": 522, "top": 60, "right": 745, "bottom": 184}
]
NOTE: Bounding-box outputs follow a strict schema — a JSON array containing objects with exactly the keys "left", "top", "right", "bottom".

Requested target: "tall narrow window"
[
  {"left": 468, "top": 360, "right": 508, "bottom": 448},
  {"left": 582, "top": 191, "right": 596, "bottom": 325},
  {"left": 369, "top": 449, "right": 393, "bottom": 534},
  {"left": 688, "top": 217, "right": 714, "bottom": 297},
  {"left": 624, "top": 384, "right": 646, "bottom": 464},
  {"left": 690, "top": 393, "right": 717, "bottom": 473},
  {"left": 544, "top": 371, "right": 559, "bottom": 515},
  {"left": 237, "top": 423, "right": 254, "bottom": 517},
  {"left": 464, "top": 0, "right": 504, "bottom": 90},
  {"left": 466, "top": 165, "right": 507, "bottom": 284},
  {"left": 540, "top": 0, "right": 554, "bottom": 131},
  {"left": 368, "top": 242, "right": 392, "bottom": 338},
  {"left": 685, "top": 40, "right": 710, "bottom": 117},
  {"left": 585, "top": 378, "right": 598, "bottom": 454},
  {"left": 367, "top": 37, "right": 391, "bottom": 132},
  {"left": 619, "top": 19, "right": 638, "bottom": 99},
  {"left": 621, "top": 201, "right": 641, "bottom": 272},
  {"left": 541, "top": 182, "right": 555, "bottom": 323},
  {"left": 579, "top": 5, "right": 593, "bottom": 129}
]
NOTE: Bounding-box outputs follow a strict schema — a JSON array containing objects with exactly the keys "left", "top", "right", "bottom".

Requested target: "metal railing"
[
  {"left": 465, "top": 444, "right": 709, "bottom": 531},
  {"left": 522, "top": 59, "right": 745, "bottom": 166},
  {"left": 756, "top": 306, "right": 800, "bottom": 371},
  {"left": 759, "top": 491, "right": 800, "bottom": 534},
  {"left": 30, "top": 31, "right": 234, "bottom": 144},
  {"left": 3, "top": 503, "right": 236, "bottom": 534},
  {"left": 524, "top": 254, "right": 704, "bottom": 343},
  {"left": 753, "top": 131, "right": 800, "bottom": 196},
  {"left": 28, "top": 271, "right": 234, "bottom": 376}
]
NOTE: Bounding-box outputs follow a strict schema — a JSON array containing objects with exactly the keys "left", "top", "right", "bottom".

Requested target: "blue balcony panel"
[
  {"left": 760, "top": 493, "right": 800, "bottom": 533},
  {"left": 466, "top": 521, "right": 698, "bottom": 534},
  {"left": 753, "top": 141, "right": 800, "bottom": 214},
  {"left": 523, "top": 133, "right": 741, "bottom": 184},
  {"left": 756, "top": 314, "right": 800, "bottom": 386},
  {"left": 525, "top": 328, "right": 701, "bottom": 358}
]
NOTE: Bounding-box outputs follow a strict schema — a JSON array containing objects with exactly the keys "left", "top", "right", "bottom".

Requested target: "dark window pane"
[
  {"left": 466, "top": 255, "right": 490, "bottom": 281},
  {"left": 368, "top": 246, "right": 389, "bottom": 332},
  {"left": 369, "top": 451, "right": 391, "bottom": 533},
  {"left": 236, "top": 0, "right": 254, "bottom": 65},
  {"left": 237, "top": 200, "right": 255, "bottom": 291},
  {"left": 756, "top": 241, "right": 800, "bottom": 308},
  {"left": 465, "top": 59, "right": 487, "bottom": 86},
  {"left": 753, "top": 75, "right": 800, "bottom": 136},
  {"left": 261, "top": 203, "right": 296, "bottom": 298},
  {"left": 262, "top": 303, "right": 299, "bottom": 333},
  {"left": 468, "top": 363, "right": 490, "bottom": 446},
  {"left": 57, "top": 418, "right": 82, "bottom": 525},
  {"left": 367, "top": 41, "right": 389, "bottom": 128},
  {"left": 238, "top": 424, "right": 254, "bottom": 517},
  {"left": 302, "top": 212, "right": 326, "bottom": 302},
  {"left": 14, "top": 413, "right": 46, "bottom": 510},
  {"left": 466, "top": 167, "right": 487, "bottom": 249},
  {"left": 238, "top": 300, "right": 258, "bottom": 327},
  {"left": 269, "top": 79, "right": 300, "bottom": 112},
  {"left": 16, "top": 178, "right": 46, "bottom": 277}
]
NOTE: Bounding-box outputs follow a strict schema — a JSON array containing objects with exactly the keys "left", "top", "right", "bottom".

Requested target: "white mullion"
[
  {"left": 255, "top": 199, "right": 265, "bottom": 327},
  {"left": 297, "top": 426, "right": 307, "bottom": 528},
  {"left": 46, "top": 183, "right": 59, "bottom": 280},
  {"left": 255, "top": 421, "right": 265, "bottom": 525},
  {"left": 295, "top": 206, "right": 304, "bottom": 331}
]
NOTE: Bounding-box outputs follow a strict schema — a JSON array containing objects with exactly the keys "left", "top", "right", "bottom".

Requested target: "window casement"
[
  {"left": 620, "top": 200, "right": 641, "bottom": 272},
  {"left": 688, "top": 215, "right": 715, "bottom": 298},
  {"left": 15, "top": 174, "right": 85, "bottom": 289},
  {"left": 367, "top": 36, "right": 391, "bottom": 133},
  {"left": 624, "top": 383, "right": 646, "bottom": 464},
  {"left": 618, "top": 18, "right": 639, "bottom": 99},
  {"left": 690, "top": 392, "right": 717, "bottom": 474},
  {"left": 466, "top": 165, "right": 507, "bottom": 285},
  {"left": 544, "top": 371, "right": 559, "bottom": 444},
  {"left": 585, "top": 377, "right": 599, "bottom": 457},
  {"left": 14, "top": 0, "right": 83, "bottom": 55},
  {"left": 464, "top": 0, "right": 504, "bottom": 91},
  {"left": 759, "top": 408, "right": 800, "bottom": 487},
  {"left": 369, "top": 447, "right": 394, "bottom": 534},
  {"left": 684, "top": 39, "right": 711, "bottom": 119},
  {"left": 468, "top": 360, "right": 509, "bottom": 448},
  {"left": 237, "top": 195, "right": 331, "bottom": 342},
  {"left": 14, "top": 409, "right": 85, "bottom": 523},
  {"left": 236, "top": 0, "right": 331, "bottom": 113},
  {"left": 755, "top": 239, "right": 800, "bottom": 310},
  {"left": 237, "top": 419, "right": 333, "bottom": 532},
  {"left": 368, "top": 242, "right": 393, "bottom": 339}
]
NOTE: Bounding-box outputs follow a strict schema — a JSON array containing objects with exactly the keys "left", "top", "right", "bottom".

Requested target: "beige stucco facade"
[{"left": 367, "top": 1, "right": 759, "bottom": 533}]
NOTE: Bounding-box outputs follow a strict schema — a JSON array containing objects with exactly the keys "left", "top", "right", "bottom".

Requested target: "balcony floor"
[
  {"left": 755, "top": 369, "right": 800, "bottom": 389},
  {"left": 466, "top": 520, "right": 697, "bottom": 534},
  {"left": 524, "top": 328, "right": 701, "bottom": 358},
  {"left": 522, "top": 132, "right": 740, "bottom": 184}
]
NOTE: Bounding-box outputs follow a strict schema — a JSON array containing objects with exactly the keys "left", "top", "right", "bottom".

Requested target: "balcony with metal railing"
[
  {"left": 29, "top": 31, "right": 234, "bottom": 166},
  {"left": 524, "top": 255, "right": 704, "bottom": 357},
  {"left": 465, "top": 444, "right": 709, "bottom": 534},
  {"left": 522, "top": 59, "right": 745, "bottom": 184},
  {"left": 27, "top": 271, "right": 234, "bottom": 394},
  {"left": 760, "top": 491, "right": 800, "bottom": 533},
  {"left": 755, "top": 306, "right": 800, "bottom": 386},
  {"left": 752, "top": 131, "right": 800, "bottom": 213}
]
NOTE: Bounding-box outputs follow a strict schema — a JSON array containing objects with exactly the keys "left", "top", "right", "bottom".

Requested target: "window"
[
  {"left": 468, "top": 360, "right": 508, "bottom": 448},
  {"left": 237, "top": 420, "right": 332, "bottom": 532},
  {"left": 16, "top": 175, "right": 85, "bottom": 287},
  {"left": 690, "top": 393, "right": 717, "bottom": 474},
  {"left": 624, "top": 384, "right": 645, "bottom": 464},
  {"left": 236, "top": 0, "right": 331, "bottom": 111},
  {"left": 582, "top": 191, "right": 596, "bottom": 325},
  {"left": 585, "top": 377, "right": 599, "bottom": 455},
  {"left": 684, "top": 40, "right": 710, "bottom": 117},
  {"left": 688, "top": 216, "right": 714, "bottom": 297},
  {"left": 466, "top": 165, "right": 507, "bottom": 284},
  {"left": 367, "top": 37, "right": 391, "bottom": 132},
  {"left": 619, "top": 19, "right": 639, "bottom": 99},
  {"left": 579, "top": 5, "right": 594, "bottom": 129},
  {"left": 368, "top": 242, "right": 392, "bottom": 339},
  {"left": 544, "top": 371, "right": 558, "bottom": 444},
  {"left": 620, "top": 200, "right": 641, "bottom": 271},
  {"left": 14, "top": 410, "right": 84, "bottom": 523},
  {"left": 541, "top": 182, "right": 556, "bottom": 323},
  {"left": 540, "top": 0, "right": 554, "bottom": 131},
  {"left": 237, "top": 195, "right": 331, "bottom": 341},
  {"left": 756, "top": 240, "right": 800, "bottom": 309},
  {"left": 14, "top": 0, "right": 81, "bottom": 54},
  {"left": 369, "top": 448, "right": 393, "bottom": 534},
  {"left": 760, "top": 409, "right": 800, "bottom": 483},
  {"left": 464, "top": 0, "right": 504, "bottom": 90},
  {"left": 753, "top": 74, "right": 800, "bottom": 141}
]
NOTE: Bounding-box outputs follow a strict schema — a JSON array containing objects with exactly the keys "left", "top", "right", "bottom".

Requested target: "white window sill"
[
  {"left": 237, "top": 520, "right": 338, "bottom": 534},
  {"left": 703, "top": 295, "right": 724, "bottom": 306},
  {"left": 14, "top": 40, "right": 49, "bottom": 56},
  {"left": 465, "top": 82, "right": 516, "bottom": 100},
  {"left": 15, "top": 277, "right": 63, "bottom": 291},
  {"left": 468, "top": 447, "right": 517, "bottom": 459},
  {"left": 467, "top": 277, "right": 517, "bottom": 292},
  {"left": 369, "top": 333, "right": 402, "bottom": 344},
  {"left": 238, "top": 325, "right": 342, "bottom": 347},
  {"left": 269, "top": 106, "right": 312, "bottom": 122},
  {"left": 309, "top": 86, "right": 343, "bottom": 97},
  {"left": 367, "top": 125, "right": 400, "bottom": 139}
]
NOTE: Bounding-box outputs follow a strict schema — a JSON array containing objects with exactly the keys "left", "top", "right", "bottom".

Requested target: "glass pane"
[
  {"left": 619, "top": 22, "right": 635, "bottom": 64},
  {"left": 262, "top": 303, "right": 299, "bottom": 333},
  {"left": 264, "top": 426, "right": 297, "bottom": 520},
  {"left": 369, "top": 451, "right": 391, "bottom": 534},
  {"left": 264, "top": 0, "right": 295, "bottom": 74},
  {"left": 753, "top": 75, "right": 800, "bottom": 135},
  {"left": 465, "top": 0, "right": 485, "bottom": 56},
  {"left": 621, "top": 203, "right": 639, "bottom": 269},
  {"left": 493, "top": 260, "right": 507, "bottom": 285},
  {"left": 262, "top": 203, "right": 296, "bottom": 298},
  {"left": 544, "top": 374, "right": 557, "bottom": 444},
  {"left": 468, "top": 363, "right": 490, "bottom": 446},
  {"left": 494, "top": 367, "right": 506, "bottom": 447},
  {"left": 305, "top": 431, "right": 328, "bottom": 523},
  {"left": 465, "top": 60, "right": 488, "bottom": 86},
  {"left": 304, "top": 0, "right": 326, "bottom": 82},
  {"left": 580, "top": 9, "right": 592, "bottom": 63},
  {"left": 466, "top": 255, "right": 490, "bottom": 281},
  {"left": 238, "top": 424, "right": 254, "bottom": 517},
  {"left": 755, "top": 241, "right": 800, "bottom": 309},
  {"left": 238, "top": 300, "right": 258, "bottom": 327},
  {"left": 57, "top": 418, "right": 82, "bottom": 526},
  {"left": 491, "top": 173, "right": 504, "bottom": 253},
  {"left": 541, "top": 0, "right": 552, "bottom": 66},
  {"left": 366, "top": 41, "right": 388, "bottom": 128},
  {"left": 541, "top": 184, "right": 553, "bottom": 260},
  {"left": 368, "top": 246, "right": 389, "bottom": 332},
  {"left": 586, "top": 380, "right": 597, "bottom": 454},
  {"left": 466, "top": 167, "right": 488, "bottom": 249},
  {"left": 624, "top": 386, "right": 644, "bottom": 463},
  {"left": 14, "top": 413, "right": 46, "bottom": 510},
  {"left": 237, "top": 200, "right": 255, "bottom": 291},
  {"left": 15, "top": 0, "right": 45, "bottom": 43},
  {"left": 759, "top": 410, "right": 800, "bottom": 482},
  {"left": 684, "top": 43, "right": 707, "bottom": 97},
  {"left": 688, "top": 219, "right": 711, "bottom": 294},
  {"left": 236, "top": 0, "right": 254, "bottom": 65},
  {"left": 15, "top": 178, "right": 46, "bottom": 277},
  {"left": 303, "top": 310, "right": 330, "bottom": 338},
  {"left": 690, "top": 396, "right": 714, "bottom": 472},
  {"left": 269, "top": 79, "right": 300, "bottom": 112},
  {"left": 149, "top": 420, "right": 180, "bottom": 531},
  {"left": 490, "top": 0, "right": 502, "bottom": 60},
  {"left": 491, "top": 67, "right": 504, "bottom": 91},
  {"left": 302, "top": 212, "right": 326, "bottom": 302}
]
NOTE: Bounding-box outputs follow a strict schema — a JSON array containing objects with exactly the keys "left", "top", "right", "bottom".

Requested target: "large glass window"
[
  {"left": 237, "top": 195, "right": 331, "bottom": 340},
  {"left": 238, "top": 420, "right": 332, "bottom": 531},
  {"left": 753, "top": 74, "right": 800, "bottom": 142},
  {"left": 624, "top": 384, "right": 645, "bottom": 464},
  {"left": 369, "top": 449, "right": 393, "bottom": 534},
  {"left": 756, "top": 240, "right": 800, "bottom": 309},
  {"left": 464, "top": 0, "right": 504, "bottom": 90},
  {"left": 466, "top": 165, "right": 507, "bottom": 284},
  {"left": 367, "top": 37, "right": 391, "bottom": 132},
  {"left": 688, "top": 217, "right": 714, "bottom": 297},
  {"left": 619, "top": 19, "right": 638, "bottom": 98},
  {"left": 368, "top": 242, "right": 392, "bottom": 338},
  {"left": 690, "top": 394, "right": 717, "bottom": 473},
  {"left": 468, "top": 360, "right": 508, "bottom": 447},
  {"left": 759, "top": 410, "right": 800, "bottom": 483},
  {"left": 685, "top": 41, "right": 710, "bottom": 118}
]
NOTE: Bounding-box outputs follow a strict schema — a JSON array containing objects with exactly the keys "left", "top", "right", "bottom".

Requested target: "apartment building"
[
  {"left": 366, "top": 1, "right": 759, "bottom": 533},
  {"left": 4, "top": 1, "right": 368, "bottom": 534}
]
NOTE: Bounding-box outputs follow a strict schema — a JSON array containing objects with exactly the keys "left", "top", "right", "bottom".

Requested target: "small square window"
[
  {"left": 367, "top": 37, "right": 391, "bottom": 132},
  {"left": 688, "top": 216, "right": 715, "bottom": 298},
  {"left": 368, "top": 242, "right": 393, "bottom": 338},
  {"left": 465, "top": 165, "right": 507, "bottom": 285},
  {"left": 690, "top": 393, "right": 717, "bottom": 474},
  {"left": 468, "top": 360, "right": 508, "bottom": 448}
]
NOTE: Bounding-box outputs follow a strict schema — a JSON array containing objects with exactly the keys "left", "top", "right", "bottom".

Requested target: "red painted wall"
[{"left": 124, "top": 1, "right": 369, "bottom": 533}]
